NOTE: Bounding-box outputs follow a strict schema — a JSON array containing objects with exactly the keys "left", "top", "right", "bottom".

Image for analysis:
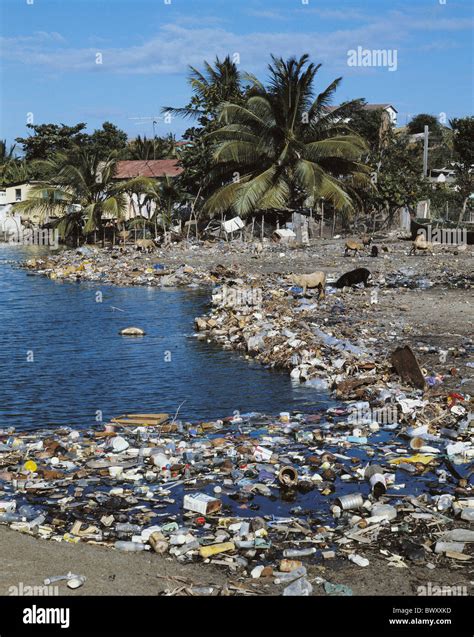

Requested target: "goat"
[
  {"left": 289, "top": 271, "right": 326, "bottom": 299},
  {"left": 409, "top": 233, "right": 432, "bottom": 255},
  {"left": 344, "top": 236, "right": 372, "bottom": 256}
]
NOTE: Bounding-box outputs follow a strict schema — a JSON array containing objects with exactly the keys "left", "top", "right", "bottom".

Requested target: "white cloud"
[
  {"left": 0, "top": 10, "right": 471, "bottom": 76},
  {"left": 247, "top": 9, "right": 286, "bottom": 20}
]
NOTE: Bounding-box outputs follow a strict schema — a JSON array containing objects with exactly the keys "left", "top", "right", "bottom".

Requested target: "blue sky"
[{"left": 0, "top": 0, "right": 472, "bottom": 146}]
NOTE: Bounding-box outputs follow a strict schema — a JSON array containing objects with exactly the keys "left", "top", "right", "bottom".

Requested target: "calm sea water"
[{"left": 0, "top": 245, "right": 331, "bottom": 431}]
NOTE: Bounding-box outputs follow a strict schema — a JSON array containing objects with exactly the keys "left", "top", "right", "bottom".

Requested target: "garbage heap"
[
  {"left": 1, "top": 403, "right": 472, "bottom": 595},
  {"left": 24, "top": 248, "right": 214, "bottom": 288}
]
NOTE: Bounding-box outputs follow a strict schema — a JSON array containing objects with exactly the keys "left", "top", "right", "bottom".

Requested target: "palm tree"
[
  {"left": 16, "top": 150, "right": 133, "bottom": 243},
  {"left": 0, "top": 140, "right": 16, "bottom": 162},
  {"left": 0, "top": 140, "right": 25, "bottom": 186},
  {"left": 162, "top": 55, "right": 243, "bottom": 121},
  {"left": 0, "top": 159, "right": 31, "bottom": 187},
  {"left": 203, "top": 55, "right": 371, "bottom": 218},
  {"left": 144, "top": 176, "right": 190, "bottom": 241},
  {"left": 128, "top": 134, "right": 178, "bottom": 160}
]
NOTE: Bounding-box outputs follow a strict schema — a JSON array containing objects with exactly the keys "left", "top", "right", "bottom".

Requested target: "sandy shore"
[{"left": 1, "top": 522, "right": 471, "bottom": 597}]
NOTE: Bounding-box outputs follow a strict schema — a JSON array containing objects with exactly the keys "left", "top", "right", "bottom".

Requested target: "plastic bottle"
[
  {"left": 0, "top": 512, "right": 21, "bottom": 523},
  {"left": 27, "top": 514, "right": 46, "bottom": 529},
  {"left": 282, "top": 547, "right": 316, "bottom": 558},
  {"left": 115, "top": 523, "right": 142, "bottom": 534},
  {"left": 274, "top": 566, "right": 307, "bottom": 584},
  {"left": 282, "top": 577, "right": 313, "bottom": 596},
  {"left": 437, "top": 494, "right": 453, "bottom": 511},
  {"left": 114, "top": 541, "right": 146, "bottom": 552},
  {"left": 18, "top": 505, "right": 42, "bottom": 520}
]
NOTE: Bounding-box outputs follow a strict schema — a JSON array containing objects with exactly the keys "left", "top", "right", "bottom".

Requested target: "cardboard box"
[{"left": 183, "top": 493, "right": 222, "bottom": 515}]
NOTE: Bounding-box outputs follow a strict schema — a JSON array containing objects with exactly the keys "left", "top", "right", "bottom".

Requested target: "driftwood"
[{"left": 391, "top": 346, "right": 426, "bottom": 389}]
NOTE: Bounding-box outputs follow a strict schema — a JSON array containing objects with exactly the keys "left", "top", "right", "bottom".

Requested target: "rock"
[
  {"left": 119, "top": 327, "right": 145, "bottom": 336},
  {"left": 195, "top": 317, "right": 208, "bottom": 331}
]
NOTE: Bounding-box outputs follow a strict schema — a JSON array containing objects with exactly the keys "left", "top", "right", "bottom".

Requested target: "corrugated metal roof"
[{"left": 115, "top": 160, "right": 183, "bottom": 179}]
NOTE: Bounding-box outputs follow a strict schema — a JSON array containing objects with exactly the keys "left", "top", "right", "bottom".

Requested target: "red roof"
[{"left": 115, "top": 160, "right": 183, "bottom": 179}]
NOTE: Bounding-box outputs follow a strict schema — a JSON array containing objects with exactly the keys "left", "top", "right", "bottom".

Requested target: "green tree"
[
  {"left": 16, "top": 150, "right": 132, "bottom": 243},
  {"left": 128, "top": 134, "right": 177, "bottom": 160},
  {"left": 0, "top": 140, "right": 17, "bottom": 162},
  {"left": 342, "top": 104, "right": 388, "bottom": 152},
  {"left": 15, "top": 123, "right": 88, "bottom": 160},
  {"left": 142, "top": 176, "right": 190, "bottom": 240},
  {"left": 450, "top": 116, "right": 474, "bottom": 223},
  {"left": 203, "top": 55, "right": 370, "bottom": 218},
  {"left": 407, "top": 113, "right": 442, "bottom": 135},
  {"left": 163, "top": 56, "right": 245, "bottom": 201},
  {"left": 362, "top": 132, "right": 429, "bottom": 225},
  {"left": 0, "top": 159, "right": 31, "bottom": 187},
  {"left": 163, "top": 55, "right": 243, "bottom": 122},
  {"left": 84, "top": 122, "right": 128, "bottom": 159}
]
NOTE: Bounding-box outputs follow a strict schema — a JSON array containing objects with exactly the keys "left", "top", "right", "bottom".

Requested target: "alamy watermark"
[
  {"left": 347, "top": 46, "right": 398, "bottom": 72},
  {"left": 215, "top": 285, "right": 263, "bottom": 308},
  {"left": 417, "top": 226, "right": 467, "bottom": 246},
  {"left": 417, "top": 582, "right": 469, "bottom": 596},
  {"left": 8, "top": 582, "right": 59, "bottom": 596},
  {"left": 348, "top": 405, "right": 398, "bottom": 425},
  {"left": 8, "top": 227, "right": 59, "bottom": 249}
]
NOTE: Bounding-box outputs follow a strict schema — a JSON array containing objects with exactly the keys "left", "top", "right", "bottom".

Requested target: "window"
[{"left": 15, "top": 188, "right": 22, "bottom": 201}]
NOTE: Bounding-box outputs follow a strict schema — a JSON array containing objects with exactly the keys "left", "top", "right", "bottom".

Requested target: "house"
[
  {"left": 0, "top": 182, "right": 36, "bottom": 205},
  {"left": 429, "top": 168, "right": 456, "bottom": 185},
  {"left": 113, "top": 160, "right": 183, "bottom": 220},
  {"left": 1, "top": 160, "right": 184, "bottom": 226},
  {"left": 325, "top": 103, "right": 398, "bottom": 127},
  {"left": 114, "top": 159, "right": 182, "bottom": 180},
  {"left": 363, "top": 104, "right": 397, "bottom": 126}
]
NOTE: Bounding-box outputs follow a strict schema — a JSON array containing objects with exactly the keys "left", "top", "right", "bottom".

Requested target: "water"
[{"left": 0, "top": 245, "right": 331, "bottom": 431}]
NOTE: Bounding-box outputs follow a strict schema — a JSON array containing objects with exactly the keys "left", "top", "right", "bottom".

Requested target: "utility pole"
[
  {"left": 423, "top": 125, "right": 429, "bottom": 178},
  {"left": 320, "top": 198, "right": 325, "bottom": 238},
  {"left": 152, "top": 120, "right": 157, "bottom": 160}
]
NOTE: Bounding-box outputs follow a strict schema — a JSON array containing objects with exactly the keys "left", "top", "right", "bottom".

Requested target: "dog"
[
  {"left": 335, "top": 268, "right": 371, "bottom": 289},
  {"left": 135, "top": 239, "right": 156, "bottom": 253},
  {"left": 370, "top": 245, "right": 379, "bottom": 257}
]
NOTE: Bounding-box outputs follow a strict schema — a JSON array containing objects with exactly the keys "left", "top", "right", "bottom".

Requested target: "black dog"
[
  {"left": 335, "top": 268, "right": 371, "bottom": 289},
  {"left": 370, "top": 245, "right": 379, "bottom": 257}
]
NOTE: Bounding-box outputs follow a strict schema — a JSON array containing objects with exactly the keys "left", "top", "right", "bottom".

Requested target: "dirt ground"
[
  {"left": 159, "top": 236, "right": 474, "bottom": 392},
  {"left": 1, "top": 524, "right": 471, "bottom": 597}
]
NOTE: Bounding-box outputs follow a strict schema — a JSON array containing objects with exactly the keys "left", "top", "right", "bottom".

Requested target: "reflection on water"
[{"left": 0, "top": 245, "right": 332, "bottom": 431}]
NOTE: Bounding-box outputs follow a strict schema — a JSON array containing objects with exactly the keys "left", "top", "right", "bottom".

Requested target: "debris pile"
[{"left": 1, "top": 400, "right": 472, "bottom": 591}]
